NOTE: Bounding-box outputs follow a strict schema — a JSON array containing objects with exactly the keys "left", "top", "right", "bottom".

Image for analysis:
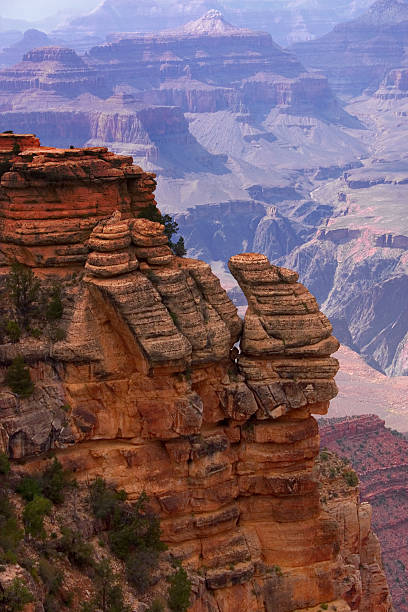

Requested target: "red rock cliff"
[{"left": 0, "top": 136, "right": 393, "bottom": 612}]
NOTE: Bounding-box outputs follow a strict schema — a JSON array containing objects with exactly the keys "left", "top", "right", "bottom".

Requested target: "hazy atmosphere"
[{"left": 0, "top": 0, "right": 100, "bottom": 21}]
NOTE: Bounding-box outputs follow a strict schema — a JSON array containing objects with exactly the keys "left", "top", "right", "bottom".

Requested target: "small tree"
[
  {"left": 137, "top": 205, "right": 186, "bottom": 257},
  {"left": 172, "top": 237, "right": 187, "bottom": 257},
  {"left": 167, "top": 564, "right": 191, "bottom": 612},
  {"left": 5, "top": 356, "right": 34, "bottom": 398},
  {"left": 6, "top": 263, "right": 40, "bottom": 329},
  {"left": 23, "top": 495, "right": 52, "bottom": 539}
]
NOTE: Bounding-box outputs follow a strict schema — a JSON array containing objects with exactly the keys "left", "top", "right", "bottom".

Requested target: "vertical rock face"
[{"left": 0, "top": 136, "right": 392, "bottom": 611}]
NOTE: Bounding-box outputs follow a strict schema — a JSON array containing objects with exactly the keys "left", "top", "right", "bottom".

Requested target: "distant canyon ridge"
[{"left": 1, "top": 1, "right": 408, "bottom": 379}]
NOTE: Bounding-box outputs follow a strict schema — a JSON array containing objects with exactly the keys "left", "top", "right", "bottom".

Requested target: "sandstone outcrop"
[
  {"left": 0, "top": 133, "right": 158, "bottom": 268},
  {"left": 0, "top": 137, "right": 392, "bottom": 611}
]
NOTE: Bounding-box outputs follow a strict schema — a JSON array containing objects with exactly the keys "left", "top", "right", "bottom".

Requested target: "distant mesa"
[
  {"left": 23, "top": 47, "right": 86, "bottom": 67},
  {"left": 108, "top": 9, "right": 269, "bottom": 42},
  {"left": 292, "top": 0, "right": 408, "bottom": 96}
]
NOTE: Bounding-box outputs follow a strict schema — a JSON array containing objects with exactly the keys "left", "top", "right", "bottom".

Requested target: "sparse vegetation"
[
  {"left": 16, "top": 458, "right": 74, "bottom": 505},
  {"left": 89, "top": 479, "right": 166, "bottom": 592},
  {"left": 58, "top": 526, "right": 94, "bottom": 568}
]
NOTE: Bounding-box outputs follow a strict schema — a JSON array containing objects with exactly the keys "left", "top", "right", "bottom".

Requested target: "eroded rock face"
[
  {"left": 0, "top": 137, "right": 392, "bottom": 611},
  {"left": 0, "top": 134, "right": 157, "bottom": 268}
]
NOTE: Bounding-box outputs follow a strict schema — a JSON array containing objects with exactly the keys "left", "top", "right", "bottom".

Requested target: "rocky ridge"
[
  {"left": 0, "top": 136, "right": 392, "bottom": 611},
  {"left": 320, "top": 415, "right": 408, "bottom": 612}
]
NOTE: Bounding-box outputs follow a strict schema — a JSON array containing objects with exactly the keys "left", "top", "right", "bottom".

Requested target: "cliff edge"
[{"left": 0, "top": 134, "right": 392, "bottom": 611}]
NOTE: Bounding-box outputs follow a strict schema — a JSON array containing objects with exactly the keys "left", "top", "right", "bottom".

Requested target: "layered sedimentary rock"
[
  {"left": 0, "top": 46, "right": 108, "bottom": 97},
  {"left": 0, "top": 12, "right": 337, "bottom": 117},
  {"left": 0, "top": 137, "right": 392, "bottom": 611},
  {"left": 292, "top": 0, "right": 408, "bottom": 97},
  {"left": 0, "top": 133, "right": 158, "bottom": 268},
  {"left": 321, "top": 415, "right": 408, "bottom": 612}
]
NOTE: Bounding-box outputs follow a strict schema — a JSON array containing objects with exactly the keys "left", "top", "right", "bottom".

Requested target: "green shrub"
[
  {"left": 109, "top": 493, "right": 165, "bottom": 561},
  {"left": 89, "top": 477, "right": 127, "bottom": 526},
  {"left": 42, "top": 458, "right": 74, "bottom": 505},
  {"left": 343, "top": 470, "right": 359, "bottom": 487},
  {"left": 5, "top": 321, "right": 21, "bottom": 343},
  {"left": 167, "top": 564, "right": 191, "bottom": 612},
  {"left": 23, "top": 495, "right": 52, "bottom": 539},
  {"left": 16, "top": 476, "right": 42, "bottom": 502},
  {"left": 58, "top": 527, "right": 94, "bottom": 568},
  {"left": 5, "top": 356, "right": 34, "bottom": 397},
  {"left": 89, "top": 482, "right": 165, "bottom": 592},
  {"left": 0, "top": 577, "right": 34, "bottom": 611},
  {"left": 125, "top": 548, "right": 159, "bottom": 593},
  {"left": 0, "top": 452, "right": 10, "bottom": 475},
  {"left": 49, "top": 327, "right": 66, "bottom": 342},
  {"left": 46, "top": 286, "right": 63, "bottom": 321},
  {"left": 17, "top": 459, "right": 73, "bottom": 505},
  {"left": 6, "top": 262, "right": 40, "bottom": 329},
  {"left": 29, "top": 327, "right": 42, "bottom": 339}
]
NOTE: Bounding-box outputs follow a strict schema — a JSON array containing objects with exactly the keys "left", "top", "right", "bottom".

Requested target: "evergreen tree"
[
  {"left": 6, "top": 262, "right": 40, "bottom": 329},
  {"left": 5, "top": 356, "right": 34, "bottom": 397}
]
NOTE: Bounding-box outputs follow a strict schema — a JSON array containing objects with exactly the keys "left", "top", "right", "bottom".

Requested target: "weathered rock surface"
[
  {"left": 0, "top": 137, "right": 392, "bottom": 611},
  {"left": 317, "top": 449, "right": 393, "bottom": 612},
  {"left": 0, "top": 133, "right": 158, "bottom": 268},
  {"left": 320, "top": 415, "right": 408, "bottom": 612}
]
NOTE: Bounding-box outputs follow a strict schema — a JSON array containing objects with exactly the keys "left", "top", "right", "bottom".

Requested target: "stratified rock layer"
[
  {"left": 0, "top": 133, "right": 157, "bottom": 268},
  {"left": 0, "top": 137, "right": 392, "bottom": 612},
  {"left": 321, "top": 415, "right": 408, "bottom": 612}
]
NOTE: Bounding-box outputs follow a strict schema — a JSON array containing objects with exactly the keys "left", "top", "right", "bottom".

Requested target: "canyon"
[
  {"left": 320, "top": 415, "right": 408, "bottom": 612},
  {"left": 1, "top": 5, "right": 408, "bottom": 382},
  {"left": 0, "top": 133, "right": 393, "bottom": 611}
]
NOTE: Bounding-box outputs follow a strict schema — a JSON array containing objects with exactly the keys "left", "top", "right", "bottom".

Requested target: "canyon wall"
[
  {"left": 321, "top": 415, "right": 408, "bottom": 612},
  {"left": 0, "top": 135, "right": 393, "bottom": 611}
]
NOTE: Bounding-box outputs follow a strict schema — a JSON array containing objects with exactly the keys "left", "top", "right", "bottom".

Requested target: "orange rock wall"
[{"left": 0, "top": 136, "right": 393, "bottom": 612}]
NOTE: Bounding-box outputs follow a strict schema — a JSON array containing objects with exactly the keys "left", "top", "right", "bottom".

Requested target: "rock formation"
[
  {"left": 0, "top": 132, "right": 158, "bottom": 268},
  {"left": 320, "top": 415, "right": 408, "bottom": 612},
  {"left": 0, "top": 136, "right": 393, "bottom": 611},
  {"left": 292, "top": 0, "right": 408, "bottom": 97}
]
